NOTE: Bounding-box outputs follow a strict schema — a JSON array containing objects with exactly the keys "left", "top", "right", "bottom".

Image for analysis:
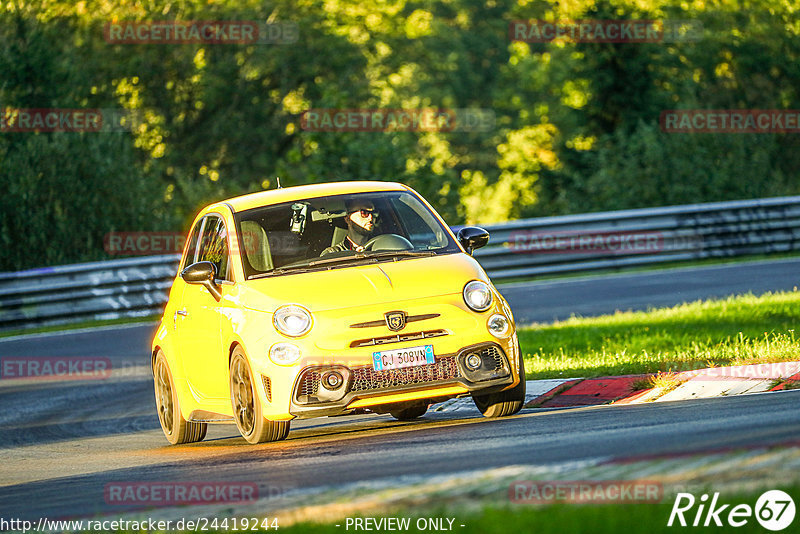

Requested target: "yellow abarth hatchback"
[{"left": 152, "top": 181, "right": 525, "bottom": 444}]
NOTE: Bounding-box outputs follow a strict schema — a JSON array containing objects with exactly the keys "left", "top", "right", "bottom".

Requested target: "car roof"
[{"left": 210, "top": 181, "right": 410, "bottom": 213}]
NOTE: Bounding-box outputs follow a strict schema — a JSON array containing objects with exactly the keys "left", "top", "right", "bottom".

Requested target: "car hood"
[{"left": 239, "top": 253, "right": 489, "bottom": 313}]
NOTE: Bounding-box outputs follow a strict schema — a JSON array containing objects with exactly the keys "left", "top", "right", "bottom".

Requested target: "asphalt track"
[
  {"left": 2, "top": 393, "right": 799, "bottom": 521},
  {"left": 1, "top": 258, "right": 799, "bottom": 522}
]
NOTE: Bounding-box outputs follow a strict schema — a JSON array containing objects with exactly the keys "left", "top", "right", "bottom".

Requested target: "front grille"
[
  {"left": 482, "top": 345, "right": 504, "bottom": 371},
  {"left": 350, "top": 329, "right": 448, "bottom": 348},
  {"left": 458, "top": 344, "right": 511, "bottom": 383},
  {"left": 350, "top": 355, "right": 460, "bottom": 392},
  {"left": 262, "top": 375, "right": 272, "bottom": 402},
  {"left": 295, "top": 356, "right": 461, "bottom": 402},
  {"left": 299, "top": 371, "right": 321, "bottom": 398}
]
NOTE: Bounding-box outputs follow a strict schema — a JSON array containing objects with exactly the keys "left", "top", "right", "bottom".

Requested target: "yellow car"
[{"left": 151, "top": 181, "right": 525, "bottom": 444}]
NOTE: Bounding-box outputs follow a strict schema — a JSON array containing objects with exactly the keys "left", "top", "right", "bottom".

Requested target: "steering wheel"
[{"left": 361, "top": 234, "right": 414, "bottom": 251}]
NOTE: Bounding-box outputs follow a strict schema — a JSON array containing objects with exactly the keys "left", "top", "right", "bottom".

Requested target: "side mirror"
[
  {"left": 181, "top": 261, "right": 222, "bottom": 301},
  {"left": 456, "top": 227, "right": 490, "bottom": 256}
]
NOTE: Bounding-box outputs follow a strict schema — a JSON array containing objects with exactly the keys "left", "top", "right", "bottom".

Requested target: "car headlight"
[
  {"left": 273, "top": 305, "right": 313, "bottom": 337},
  {"left": 463, "top": 280, "right": 493, "bottom": 312},
  {"left": 487, "top": 313, "right": 510, "bottom": 337},
  {"left": 269, "top": 343, "right": 301, "bottom": 365}
]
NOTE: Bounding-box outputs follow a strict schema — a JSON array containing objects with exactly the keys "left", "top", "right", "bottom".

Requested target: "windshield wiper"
[
  {"left": 248, "top": 266, "right": 315, "bottom": 279},
  {"left": 249, "top": 256, "right": 375, "bottom": 279},
  {"left": 307, "top": 250, "right": 435, "bottom": 266},
  {"left": 306, "top": 254, "right": 377, "bottom": 267},
  {"left": 362, "top": 250, "right": 437, "bottom": 259},
  {"left": 248, "top": 251, "right": 436, "bottom": 279}
]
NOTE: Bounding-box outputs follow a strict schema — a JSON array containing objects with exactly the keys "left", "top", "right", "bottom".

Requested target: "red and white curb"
[
  {"left": 425, "top": 362, "right": 799, "bottom": 413},
  {"left": 529, "top": 361, "right": 800, "bottom": 408},
  {"left": 652, "top": 361, "right": 800, "bottom": 403}
]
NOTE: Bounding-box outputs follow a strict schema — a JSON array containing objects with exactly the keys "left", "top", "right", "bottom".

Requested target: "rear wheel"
[
  {"left": 230, "top": 346, "right": 290, "bottom": 444},
  {"left": 389, "top": 402, "right": 428, "bottom": 421},
  {"left": 472, "top": 349, "right": 526, "bottom": 418},
  {"left": 153, "top": 350, "right": 207, "bottom": 444}
]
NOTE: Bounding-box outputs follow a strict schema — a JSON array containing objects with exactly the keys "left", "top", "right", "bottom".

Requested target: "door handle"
[
  {"left": 174, "top": 309, "right": 188, "bottom": 328},
  {"left": 173, "top": 309, "right": 187, "bottom": 330}
]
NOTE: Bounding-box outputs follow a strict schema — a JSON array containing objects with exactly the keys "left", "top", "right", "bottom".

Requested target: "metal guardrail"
[
  {"left": 474, "top": 195, "right": 800, "bottom": 279},
  {"left": 0, "top": 256, "right": 180, "bottom": 331},
  {"left": 2, "top": 196, "right": 800, "bottom": 330}
]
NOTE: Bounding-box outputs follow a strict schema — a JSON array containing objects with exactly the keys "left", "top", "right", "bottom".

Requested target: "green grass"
[
  {"left": 629, "top": 371, "right": 684, "bottom": 393},
  {"left": 517, "top": 290, "right": 800, "bottom": 380},
  {"left": 778, "top": 380, "right": 800, "bottom": 391},
  {"left": 272, "top": 484, "right": 799, "bottom": 534}
]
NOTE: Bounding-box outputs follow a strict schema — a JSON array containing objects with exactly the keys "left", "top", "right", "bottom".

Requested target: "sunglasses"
[{"left": 356, "top": 209, "right": 376, "bottom": 218}]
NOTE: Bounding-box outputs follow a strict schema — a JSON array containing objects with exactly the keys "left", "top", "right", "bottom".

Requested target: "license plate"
[{"left": 372, "top": 345, "right": 435, "bottom": 371}]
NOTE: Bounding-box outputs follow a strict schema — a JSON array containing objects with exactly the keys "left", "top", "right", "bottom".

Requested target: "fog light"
[
  {"left": 465, "top": 352, "right": 482, "bottom": 371},
  {"left": 487, "top": 314, "right": 510, "bottom": 337},
  {"left": 322, "top": 370, "right": 344, "bottom": 390},
  {"left": 269, "top": 343, "right": 301, "bottom": 365}
]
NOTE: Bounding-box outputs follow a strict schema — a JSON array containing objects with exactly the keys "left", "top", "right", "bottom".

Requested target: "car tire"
[
  {"left": 230, "top": 346, "right": 290, "bottom": 444},
  {"left": 472, "top": 348, "right": 526, "bottom": 418},
  {"left": 389, "top": 402, "right": 428, "bottom": 421},
  {"left": 153, "top": 349, "right": 207, "bottom": 445}
]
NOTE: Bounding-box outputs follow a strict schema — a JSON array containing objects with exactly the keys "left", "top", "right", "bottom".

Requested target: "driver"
[{"left": 321, "top": 199, "right": 378, "bottom": 254}]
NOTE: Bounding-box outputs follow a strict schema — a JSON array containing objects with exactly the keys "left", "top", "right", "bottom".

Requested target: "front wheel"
[
  {"left": 230, "top": 346, "right": 290, "bottom": 444},
  {"left": 472, "top": 350, "right": 526, "bottom": 418},
  {"left": 153, "top": 350, "right": 207, "bottom": 445}
]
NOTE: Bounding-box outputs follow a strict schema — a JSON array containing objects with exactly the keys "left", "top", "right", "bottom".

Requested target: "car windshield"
[{"left": 234, "top": 190, "right": 460, "bottom": 279}]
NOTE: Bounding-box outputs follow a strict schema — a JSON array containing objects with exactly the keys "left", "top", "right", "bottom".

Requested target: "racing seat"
[{"left": 240, "top": 220, "right": 273, "bottom": 272}]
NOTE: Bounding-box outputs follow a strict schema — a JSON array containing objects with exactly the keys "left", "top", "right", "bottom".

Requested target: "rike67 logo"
[{"left": 668, "top": 490, "right": 796, "bottom": 531}]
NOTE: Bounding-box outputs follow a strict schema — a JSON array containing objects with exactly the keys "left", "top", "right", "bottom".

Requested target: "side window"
[
  {"left": 392, "top": 197, "right": 442, "bottom": 247},
  {"left": 181, "top": 219, "right": 204, "bottom": 270},
  {"left": 197, "top": 216, "right": 231, "bottom": 282}
]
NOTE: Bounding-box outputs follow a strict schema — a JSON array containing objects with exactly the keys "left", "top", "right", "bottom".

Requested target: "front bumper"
[{"left": 288, "top": 342, "right": 514, "bottom": 418}]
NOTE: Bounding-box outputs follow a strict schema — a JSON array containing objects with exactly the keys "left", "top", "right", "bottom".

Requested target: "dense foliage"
[{"left": 2, "top": 0, "right": 799, "bottom": 270}]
